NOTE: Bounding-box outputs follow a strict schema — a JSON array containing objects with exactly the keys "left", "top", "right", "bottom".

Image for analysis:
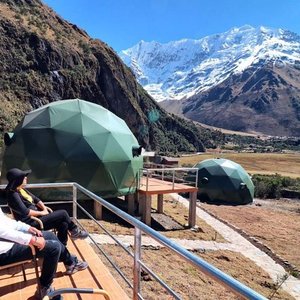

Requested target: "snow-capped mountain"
[{"left": 119, "top": 25, "right": 300, "bottom": 102}]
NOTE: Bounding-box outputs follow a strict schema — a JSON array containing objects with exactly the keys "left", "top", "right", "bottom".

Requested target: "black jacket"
[{"left": 6, "top": 189, "right": 41, "bottom": 225}]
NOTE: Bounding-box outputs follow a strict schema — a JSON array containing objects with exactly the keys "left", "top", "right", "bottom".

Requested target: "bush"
[{"left": 252, "top": 174, "right": 300, "bottom": 199}]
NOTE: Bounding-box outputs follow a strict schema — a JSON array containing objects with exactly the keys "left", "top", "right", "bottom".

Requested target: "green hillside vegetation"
[
  {"left": 223, "top": 134, "right": 300, "bottom": 152},
  {"left": 0, "top": 0, "right": 204, "bottom": 155},
  {"left": 196, "top": 125, "right": 300, "bottom": 152},
  {"left": 252, "top": 174, "right": 300, "bottom": 199}
]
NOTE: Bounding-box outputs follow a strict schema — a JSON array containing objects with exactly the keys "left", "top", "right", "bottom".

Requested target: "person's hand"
[
  {"left": 28, "top": 226, "right": 43, "bottom": 237},
  {"left": 39, "top": 209, "right": 49, "bottom": 216},
  {"left": 30, "top": 236, "right": 46, "bottom": 250}
]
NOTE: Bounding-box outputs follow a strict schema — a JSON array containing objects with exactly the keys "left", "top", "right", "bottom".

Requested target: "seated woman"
[{"left": 5, "top": 168, "right": 88, "bottom": 246}]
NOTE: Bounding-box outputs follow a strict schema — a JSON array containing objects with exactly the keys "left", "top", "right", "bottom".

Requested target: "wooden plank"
[
  {"left": 0, "top": 238, "right": 130, "bottom": 300},
  {"left": 151, "top": 213, "right": 184, "bottom": 230},
  {"left": 67, "top": 238, "right": 130, "bottom": 300}
]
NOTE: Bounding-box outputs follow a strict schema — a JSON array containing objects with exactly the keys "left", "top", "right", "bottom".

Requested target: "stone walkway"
[{"left": 90, "top": 193, "right": 300, "bottom": 299}]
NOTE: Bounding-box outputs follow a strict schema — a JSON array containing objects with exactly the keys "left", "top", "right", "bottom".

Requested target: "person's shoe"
[
  {"left": 65, "top": 257, "right": 88, "bottom": 275},
  {"left": 70, "top": 227, "right": 88, "bottom": 240},
  {"left": 35, "top": 285, "right": 63, "bottom": 300}
]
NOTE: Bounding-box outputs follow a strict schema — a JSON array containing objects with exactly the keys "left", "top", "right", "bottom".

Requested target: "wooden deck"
[
  {"left": 0, "top": 238, "right": 130, "bottom": 300},
  {"left": 136, "top": 177, "right": 198, "bottom": 227},
  {"left": 138, "top": 177, "right": 198, "bottom": 195},
  {"left": 94, "top": 177, "right": 198, "bottom": 227}
]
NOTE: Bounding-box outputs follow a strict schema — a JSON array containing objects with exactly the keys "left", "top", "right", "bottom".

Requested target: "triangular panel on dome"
[
  {"left": 102, "top": 133, "right": 131, "bottom": 161},
  {"left": 105, "top": 113, "right": 131, "bottom": 134},
  {"left": 105, "top": 161, "right": 136, "bottom": 188},
  {"left": 49, "top": 108, "right": 82, "bottom": 128},
  {"left": 84, "top": 133, "right": 111, "bottom": 159},
  {"left": 51, "top": 113, "right": 83, "bottom": 135},
  {"left": 22, "top": 107, "right": 51, "bottom": 128},
  {"left": 78, "top": 100, "right": 108, "bottom": 121}
]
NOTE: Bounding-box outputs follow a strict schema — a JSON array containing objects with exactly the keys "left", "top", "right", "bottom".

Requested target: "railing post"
[
  {"left": 72, "top": 184, "right": 77, "bottom": 219},
  {"left": 133, "top": 227, "right": 141, "bottom": 300}
]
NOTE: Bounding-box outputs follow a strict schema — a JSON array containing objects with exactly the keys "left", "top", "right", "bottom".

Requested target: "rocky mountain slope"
[
  {"left": 120, "top": 26, "right": 300, "bottom": 137},
  {"left": 0, "top": 0, "right": 204, "bottom": 154},
  {"left": 181, "top": 61, "right": 300, "bottom": 136}
]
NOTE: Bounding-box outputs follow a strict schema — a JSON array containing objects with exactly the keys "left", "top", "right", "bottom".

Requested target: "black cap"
[{"left": 5, "top": 168, "right": 31, "bottom": 190}]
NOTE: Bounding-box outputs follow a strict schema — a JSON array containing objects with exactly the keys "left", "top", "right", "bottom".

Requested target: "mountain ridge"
[{"left": 119, "top": 25, "right": 300, "bottom": 137}]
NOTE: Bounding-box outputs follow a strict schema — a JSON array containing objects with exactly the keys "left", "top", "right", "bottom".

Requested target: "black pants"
[
  {"left": 35, "top": 210, "right": 77, "bottom": 245},
  {"left": 0, "top": 231, "right": 74, "bottom": 288}
]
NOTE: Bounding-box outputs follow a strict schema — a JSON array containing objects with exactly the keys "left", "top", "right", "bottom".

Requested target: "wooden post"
[
  {"left": 94, "top": 201, "right": 103, "bottom": 220},
  {"left": 138, "top": 193, "right": 152, "bottom": 226},
  {"left": 144, "top": 195, "right": 152, "bottom": 226},
  {"left": 188, "top": 191, "right": 197, "bottom": 228},
  {"left": 138, "top": 193, "right": 144, "bottom": 216},
  {"left": 157, "top": 194, "right": 163, "bottom": 213},
  {"left": 126, "top": 194, "right": 135, "bottom": 215}
]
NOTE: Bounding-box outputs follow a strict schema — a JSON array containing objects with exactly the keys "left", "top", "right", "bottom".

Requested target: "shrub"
[{"left": 252, "top": 174, "right": 300, "bottom": 199}]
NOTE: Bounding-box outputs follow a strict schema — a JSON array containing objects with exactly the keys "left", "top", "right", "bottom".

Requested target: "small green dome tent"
[
  {"left": 1, "top": 99, "right": 143, "bottom": 198},
  {"left": 195, "top": 158, "right": 254, "bottom": 205}
]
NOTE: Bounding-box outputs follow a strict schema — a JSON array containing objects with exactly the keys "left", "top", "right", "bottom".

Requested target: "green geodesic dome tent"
[
  {"left": 195, "top": 158, "right": 254, "bottom": 205},
  {"left": 1, "top": 99, "right": 143, "bottom": 198}
]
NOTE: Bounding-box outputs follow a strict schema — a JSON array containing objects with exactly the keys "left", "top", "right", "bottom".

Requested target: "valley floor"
[{"left": 179, "top": 152, "right": 300, "bottom": 178}]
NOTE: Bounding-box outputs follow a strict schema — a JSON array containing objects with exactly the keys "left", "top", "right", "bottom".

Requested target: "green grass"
[{"left": 179, "top": 152, "right": 300, "bottom": 178}]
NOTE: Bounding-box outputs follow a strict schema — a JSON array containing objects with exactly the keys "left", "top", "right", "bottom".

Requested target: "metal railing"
[
  {"left": 138, "top": 167, "right": 199, "bottom": 191},
  {"left": 43, "top": 288, "right": 110, "bottom": 300},
  {"left": 0, "top": 182, "right": 267, "bottom": 300}
]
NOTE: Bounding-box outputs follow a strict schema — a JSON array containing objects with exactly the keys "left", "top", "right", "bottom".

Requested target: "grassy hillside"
[{"left": 179, "top": 152, "right": 300, "bottom": 178}]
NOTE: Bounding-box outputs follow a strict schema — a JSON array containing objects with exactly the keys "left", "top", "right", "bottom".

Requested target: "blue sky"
[{"left": 43, "top": 0, "right": 300, "bottom": 52}]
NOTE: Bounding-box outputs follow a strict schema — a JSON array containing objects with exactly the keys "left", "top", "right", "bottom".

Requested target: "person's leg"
[
  {"left": 0, "top": 243, "right": 32, "bottom": 266},
  {"left": 39, "top": 210, "right": 75, "bottom": 245},
  {"left": 37, "top": 237, "right": 61, "bottom": 287},
  {"left": 0, "top": 233, "right": 60, "bottom": 288},
  {"left": 42, "top": 231, "right": 88, "bottom": 274},
  {"left": 39, "top": 209, "right": 88, "bottom": 241},
  {"left": 48, "top": 209, "right": 76, "bottom": 229}
]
